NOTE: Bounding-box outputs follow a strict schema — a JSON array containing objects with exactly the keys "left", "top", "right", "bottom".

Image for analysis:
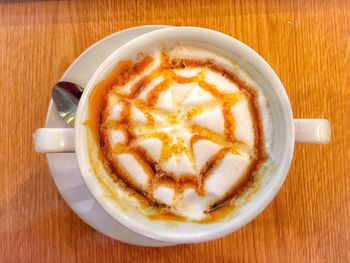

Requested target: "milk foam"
[{"left": 102, "top": 45, "right": 271, "bottom": 220}]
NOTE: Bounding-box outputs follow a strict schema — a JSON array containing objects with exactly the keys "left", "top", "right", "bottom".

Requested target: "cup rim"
[{"left": 75, "top": 26, "right": 295, "bottom": 243}]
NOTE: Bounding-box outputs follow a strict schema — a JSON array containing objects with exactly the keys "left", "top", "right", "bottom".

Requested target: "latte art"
[{"left": 88, "top": 46, "right": 268, "bottom": 221}]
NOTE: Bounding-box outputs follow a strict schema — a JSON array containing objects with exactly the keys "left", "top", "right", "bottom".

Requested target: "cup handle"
[
  {"left": 294, "top": 119, "right": 330, "bottom": 144},
  {"left": 33, "top": 128, "right": 75, "bottom": 153}
]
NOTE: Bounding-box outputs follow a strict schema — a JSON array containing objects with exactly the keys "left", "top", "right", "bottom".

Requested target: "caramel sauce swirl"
[{"left": 85, "top": 49, "right": 266, "bottom": 222}]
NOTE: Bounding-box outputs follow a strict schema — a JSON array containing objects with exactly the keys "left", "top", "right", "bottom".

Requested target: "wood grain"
[{"left": 0, "top": 0, "right": 349, "bottom": 262}]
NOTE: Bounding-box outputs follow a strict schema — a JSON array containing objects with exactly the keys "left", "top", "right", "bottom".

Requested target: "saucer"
[{"left": 45, "top": 25, "right": 173, "bottom": 247}]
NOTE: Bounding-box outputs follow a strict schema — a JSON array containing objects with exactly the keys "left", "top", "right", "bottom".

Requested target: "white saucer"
[{"left": 45, "top": 25, "right": 174, "bottom": 247}]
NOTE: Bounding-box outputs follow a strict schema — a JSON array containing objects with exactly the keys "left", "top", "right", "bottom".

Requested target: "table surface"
[{"left": 1, "top": 0, "right": 349, "bottom": 262}]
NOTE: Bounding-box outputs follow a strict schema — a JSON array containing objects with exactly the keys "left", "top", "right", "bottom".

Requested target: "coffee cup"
[{"left": 34, "top": 27, "right": 330, "bottom": 244}]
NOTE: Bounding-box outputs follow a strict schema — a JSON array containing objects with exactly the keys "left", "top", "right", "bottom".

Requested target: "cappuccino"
[{"left": 86, "top": 45, "right": 270, "bottom": 221}]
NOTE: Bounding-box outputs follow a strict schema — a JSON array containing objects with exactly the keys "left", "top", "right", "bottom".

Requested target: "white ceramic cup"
[{"left": 33, "top": 27, "right": 330, "bottom": 245}]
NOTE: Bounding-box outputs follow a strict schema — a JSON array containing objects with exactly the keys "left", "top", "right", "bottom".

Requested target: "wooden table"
[{"left": 1, "top": 0, "right": 349, "bottom": 262}]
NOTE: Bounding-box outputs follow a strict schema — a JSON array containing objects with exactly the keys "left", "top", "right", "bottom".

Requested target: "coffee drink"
[{"left": 86, "top": 45, "right": 270, "bottom": 221}]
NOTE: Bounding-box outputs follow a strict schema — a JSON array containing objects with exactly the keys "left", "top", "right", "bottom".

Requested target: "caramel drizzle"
[
  {"left": 146, "top": 80, "right": 170, "bottom": 107},
  {"left": 90, "top": 53, "right": 265, "bottom": 211}
]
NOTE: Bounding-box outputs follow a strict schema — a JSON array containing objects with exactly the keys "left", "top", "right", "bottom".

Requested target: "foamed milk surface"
[{"left": 103, "top": 46, "right": 270, "bottom": 220}]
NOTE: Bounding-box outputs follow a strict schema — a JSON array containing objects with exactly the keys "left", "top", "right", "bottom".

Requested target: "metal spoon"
[{"left": 52, "top": 81, "right": 83, "bottom": 127}]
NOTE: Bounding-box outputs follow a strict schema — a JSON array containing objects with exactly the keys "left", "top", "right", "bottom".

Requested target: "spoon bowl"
[{"left": 52, "top": 81, "right": 83, "bottom": 127}]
